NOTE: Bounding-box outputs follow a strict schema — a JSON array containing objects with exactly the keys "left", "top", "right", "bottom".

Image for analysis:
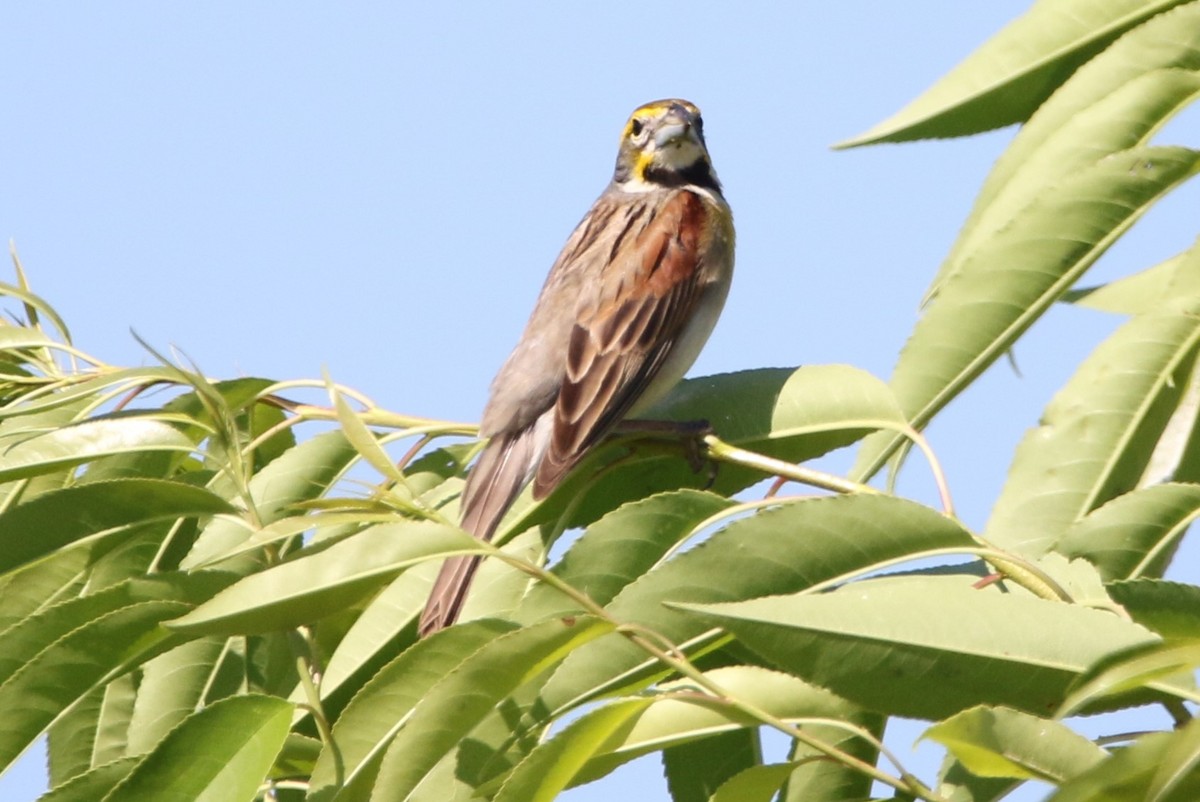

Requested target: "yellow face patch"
[
  {"left": 615, "top": 99, "right": 714, "bottom": 192},
  {"left": 623, "top": 99, "right": 701, "bottom": 139}
]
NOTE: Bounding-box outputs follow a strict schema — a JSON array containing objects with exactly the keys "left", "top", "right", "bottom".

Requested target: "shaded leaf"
[
  {"left": 663, "top": 729, "right": 760, "bottom": 802},
  {"left": 492, "top": 698, "right": 654, "bottom": 802},
  {"left": 125, "top": 637, "right": 230, "bottom": 755},
  {"left": 571, "top": 668, "right": 863, "bottom": 789},
  {"left": 1058, "top": 640, "right": 1200, "bottom": 716},
  {"left": 0, "top": 600, "right": 191, "bottom": 773},
  {"left": 711, "top": 762, "right": 796, "bottom": 802},
  {"left": 1108, "top": 578, "right": 1200, "bottom": 640},
  {"left": 514, "top": 365, "right": 905, "bottom": 540},
  {"left": 513, "top": 489, "right": 735, "bottom": 624}
]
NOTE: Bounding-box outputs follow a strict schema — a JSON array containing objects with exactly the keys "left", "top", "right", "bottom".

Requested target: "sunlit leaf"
[
  {"left": 1058, "top": 483, "right": 1200, "bottom": 579},
  {"left": 924, "top": 706, "right": 1105, "bottom": 781},
  {"left": 674, "top": 575, "right": 1163, "bottom": 720},
  {"left": 986, "top": 306, "right": 1200, "bottom": 556},
  {"left": 101, "top": 694, "right": 292, "bottom": 802},
  {"left": 840, "top": 0, "right": 1193, "bottom": 146}
]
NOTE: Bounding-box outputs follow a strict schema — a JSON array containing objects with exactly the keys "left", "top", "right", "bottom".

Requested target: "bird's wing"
[{"left": 532, "top": 189, "right": 712, "bottom": 497}]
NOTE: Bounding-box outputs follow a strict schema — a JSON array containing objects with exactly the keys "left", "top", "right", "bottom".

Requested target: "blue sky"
[{"left": 3, "top": 3, "right": 1198, "bottom": 800}]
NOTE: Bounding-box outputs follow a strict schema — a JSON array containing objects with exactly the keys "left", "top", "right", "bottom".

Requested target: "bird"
[{"left": 418, "top": 99, "right": 735, "bottom": 636}]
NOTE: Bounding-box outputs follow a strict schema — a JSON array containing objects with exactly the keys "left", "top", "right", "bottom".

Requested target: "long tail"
[{"left": 418, "top": 429, "right": 537, "bottom": 637}]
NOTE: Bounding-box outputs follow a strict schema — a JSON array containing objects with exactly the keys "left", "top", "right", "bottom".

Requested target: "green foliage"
[{"left": 3, "top": 3, "right": 1200, "bottom": 800}]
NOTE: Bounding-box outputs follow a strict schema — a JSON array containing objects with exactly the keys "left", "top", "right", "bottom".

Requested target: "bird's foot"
[{"left": 616, "top": 418, "right": 717, "bottom": 486}]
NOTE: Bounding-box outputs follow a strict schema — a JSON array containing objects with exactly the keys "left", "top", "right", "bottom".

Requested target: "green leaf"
[
  {"left": 537, "top": 495, "right": 976, "bottom": 716},
  {"left": 0, "top": 546, "right": 89, "bottom": 633},
  {"left": 513, "top": 489, "right": 735, "bottom": 624},
  {"left": 0, "top": 479, "right": 235, "bottom": 577},
  {"left": 779, "top": 709, "right": 883, "bottom": 802},
  {"left": 710, "top": 763, "right": 796, "bottom": 802},
  {"left": 1058, "top": 640, "right": 1200, "bottom": 716},
  {"left": 1063, "top": 253, "right": 1187, "bottom": 314},
  {"left": 91, "top": 673, "right": 139, "bottom": 767},
  {"left": 168, "top": 522, "right": 480, "bottom": 636},
  {"left": 1058, "top": 483, "right": 1200, "bottom": 579},
  {"left": 570, "top": 667, "right": 863, "bottom": 789},
  {"left": 854, "top": 145, "right": 1200, "bottom": 481},
  {"left": 0, "top": 368, "right": 182, "bottom": 422},
  {"left": 455, "top": 527, "right": 544, "bottom": 625},
  {"left": 986, "top": 307, "right": 1200, "bottom": 556},
  {"left": 934, "top": 44, "right": 1200, "bottom": 302},
  {"left": 367, "top": 616, "right": 613, "bottom": 802},
  {"left": 674, "top": 574, "right": 1162, "bottom": 720},
  {"left": 935, "top": 755, "right": 1022, "bottom": 802},
  {"left": 492, "top": 698, "right": 655, "bottom": 802},
  {"left": 36, "top": 757, "right": 140, "bottom": 802},
  {"left": 0, "top": 600, "right": 191, "bottom": 773},
  {"left": 0, "top": 572, "right": 229, "bottom": 687},
  {"left": 841, "top": 1, "right": 1197, "bottom": 145},
  {"left": 1150, "top": 716, "right": 1200, "bottom": 801},
  {"left": 924, "top": 706, "right": 1105, "bottom": 781},
  {"left": 307, "top": 619, "right": 519, "bottom": 801},
  {"left": 182, "top": 429, "right": 360, "bottom": 568},
  {"left": 663, "top": 729, "right": 760, "bottom": 802},
  {"left": 1108, "top": 578, "right": 1200, "bottom": 640},
  {"left": 48, "top": 685, "right": 107, "bottom": 787},
  {"left": 100, "top": 694, "right": 292, "bottom": 802},
  {"left": 0, "top": 417, "right": 196, "bottom": 483},
  {"left": 1048, "top": 720, "right": 1200, "bottom": 801},
  {"left": 125, "top": 636, "right": 231, "bottom": 755},
  {"left": 299, "top": 561, "right": 438, "bottom": 711}
]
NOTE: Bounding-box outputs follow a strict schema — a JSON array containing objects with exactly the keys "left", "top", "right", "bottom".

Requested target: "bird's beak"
[{"left": 654, "top": 105, "right": 699, "bottom": 149}]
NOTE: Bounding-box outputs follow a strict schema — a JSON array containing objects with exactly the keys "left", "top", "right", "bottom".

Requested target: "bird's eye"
[{"left": 630, "top": 118, "right": 644, "bottom": 137}]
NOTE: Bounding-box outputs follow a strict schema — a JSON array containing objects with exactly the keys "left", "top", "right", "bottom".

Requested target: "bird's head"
[{"left": 613, "top": 99, "right": 721, "bottom": 194}]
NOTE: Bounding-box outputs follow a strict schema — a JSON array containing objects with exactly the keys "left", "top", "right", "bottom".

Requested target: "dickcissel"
[{"left": 419, "top": 99, "right": 735, "bottom": 636}]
